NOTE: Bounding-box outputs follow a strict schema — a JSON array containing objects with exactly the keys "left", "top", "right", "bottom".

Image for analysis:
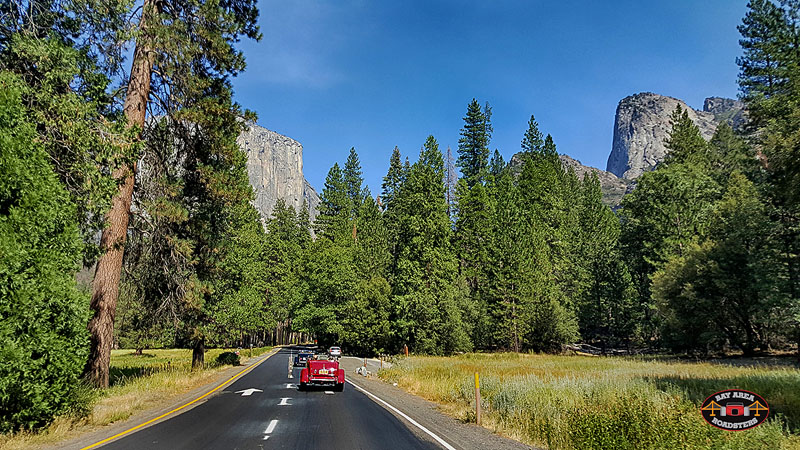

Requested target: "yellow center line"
[{"left": 80, "top": 348, "right": 281, "bottom": 450}]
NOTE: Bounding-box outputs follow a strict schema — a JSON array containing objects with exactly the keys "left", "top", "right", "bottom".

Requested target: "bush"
[
  {"left": 215, "top": 352, "right": 240, "bottom": 366},
  {"left": 0, "top": 73, "right": 89, "bottom": 432}
]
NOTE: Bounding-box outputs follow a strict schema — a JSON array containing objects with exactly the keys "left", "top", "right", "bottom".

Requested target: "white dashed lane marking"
[
  {"left": 263, "top": 419, "right": 278, "bottom": 440},
  {"left": 279, "top": 397, "right": 291, "bottom": 406}
]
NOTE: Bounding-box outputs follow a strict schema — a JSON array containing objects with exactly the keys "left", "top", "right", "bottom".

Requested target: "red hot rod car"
[{"left": 299, "top": 358, "right": 345, "bottom": 392}]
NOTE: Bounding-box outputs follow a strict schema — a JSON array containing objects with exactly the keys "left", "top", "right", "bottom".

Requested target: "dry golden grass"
[
  {"left": 0, "top": 347, "right": 272, "bottom": 450},
  {"left": 380, "top": 353, "right": 800, "bottom": 450}
]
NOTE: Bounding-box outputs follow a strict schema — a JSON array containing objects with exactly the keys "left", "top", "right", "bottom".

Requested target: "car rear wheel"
[
  {"left": 334, "top": 382, "right": 344, "bottom": 392},
  {"left": 298, "top": 383, "right": 306, "bottom": 391}
]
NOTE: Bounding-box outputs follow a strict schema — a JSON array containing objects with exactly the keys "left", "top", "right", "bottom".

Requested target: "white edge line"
[{"left": 346, "top": 380, "right": 457, "bottom": 450}]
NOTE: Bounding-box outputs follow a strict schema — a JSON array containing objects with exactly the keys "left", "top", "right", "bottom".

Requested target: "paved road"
[{"left": 100, "top": 347, "right": 440, "bottom": 449}]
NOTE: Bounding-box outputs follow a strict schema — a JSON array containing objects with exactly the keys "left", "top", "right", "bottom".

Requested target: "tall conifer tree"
[{"left": 457, "top": 99, "right": 492, "bottom": 187}]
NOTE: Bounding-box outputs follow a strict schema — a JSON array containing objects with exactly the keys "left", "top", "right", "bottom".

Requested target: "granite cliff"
[
  {"left": 605, "top": 93, "right": 744, "bottom": 179},
  {"left": 237, "top": 123, "right": 320, "bottom": 224}
]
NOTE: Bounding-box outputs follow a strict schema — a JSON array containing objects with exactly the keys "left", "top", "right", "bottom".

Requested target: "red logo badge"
[{"left": 700, "top": 389, "right": 769, "bottom": 431}]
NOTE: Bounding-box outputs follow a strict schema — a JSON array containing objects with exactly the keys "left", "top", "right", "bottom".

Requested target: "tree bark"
[
  {"left": 192, "top": 337, "right": 205, "bottom": 370},
  {"left": 84, "top": 0, "right": 157, "bottom": 388}
]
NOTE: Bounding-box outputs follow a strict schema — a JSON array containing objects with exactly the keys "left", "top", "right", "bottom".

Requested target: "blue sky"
[{"left": 232, "top": 0, "right": 747, "bottom": 195}]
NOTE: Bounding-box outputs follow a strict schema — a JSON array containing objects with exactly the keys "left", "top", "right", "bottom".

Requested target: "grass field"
[
  {"left": 379, "top": 353, "right": 800, "bottom": 450},
  {"left": 0, "top": 347, "right": 272, "bottom": 450}
]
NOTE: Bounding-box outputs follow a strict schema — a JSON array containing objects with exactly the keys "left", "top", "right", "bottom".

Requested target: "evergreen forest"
[{"left": 1, "top": 0, "right": 799, "bottom": 433}]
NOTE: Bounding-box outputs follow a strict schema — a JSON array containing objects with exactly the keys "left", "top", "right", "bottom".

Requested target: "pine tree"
[
  {"left": 542, "top": 134, "right": 558, "bottom": 158},
  {"left": 574, "top": 174, "right": 637, "bottom": 349},
  {"left": 381, "top": 146, "right": 403, "bottom": 210},
  {"left": 737, "top": 0, "right": 797, "bottom": 127},
  {"left": 392, "top": 136, "right": 470, "bottom": 354},
  {"left": 515, "top": 142, "right": 579, "bottom": 350},
  {"left": 709, "top": 123, "right": 759, "bottom": 181},
  {"left": 297, "top": 200, "right": 313, "bottom": 245},
  {"left": 85, "top": 0, "right": 261, "bottom": 386},
  {"left": 737, "top": 0, "right": 800, "bottom": 354},
  {"left": 317, "top": 163, "right": 350, "bottom": 241},
  {"left": 489, "top": 149, "right": 505, "bottom": 178},
  {"left": 663, "top": 105, "right": 711, "bottom": 167},
  {"left": 457, "top": 99, "right": 493, "bottom": 187},
  {"left": 453, "top": 179, "right": 494, "bottom": 348},
  {"left": 521, "top": 114, "right": 544, "bottom": 154},
  {"left": 0, "top": 0, "right": 134, "bottom": 263},
  {"left": 344, "top": 147, "right": 366, "bottom": 216},
  {"left": 486, "top": 170, "right": 537, "bottom": 351}
]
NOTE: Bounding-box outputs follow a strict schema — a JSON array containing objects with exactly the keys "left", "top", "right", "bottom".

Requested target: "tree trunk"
[
  {"left": 192, "top": 337, "right": 205, "bottom": 370},
  {"left": 84, "top": 0, "right": 158, "bottom": 388}
]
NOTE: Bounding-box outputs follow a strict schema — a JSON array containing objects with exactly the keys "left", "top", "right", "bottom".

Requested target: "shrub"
[
  {"left": 215, "top": 352, "right": 240, "bottom": 366},
  {"left": 0, "top": 73, "right": 89, "bottom": 432}
]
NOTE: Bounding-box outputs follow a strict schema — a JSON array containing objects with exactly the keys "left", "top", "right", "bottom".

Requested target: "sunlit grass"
[
  {"left": 0, "top": 347, "right": 272, "bottom": 450},
  {"left": 380, "top": 353, "right": 800, "bottom": 450}
]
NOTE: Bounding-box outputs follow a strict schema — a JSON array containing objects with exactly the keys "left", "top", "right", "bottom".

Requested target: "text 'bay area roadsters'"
[{"left": 299, "top": 357, "right": 345, "bottom": 392}]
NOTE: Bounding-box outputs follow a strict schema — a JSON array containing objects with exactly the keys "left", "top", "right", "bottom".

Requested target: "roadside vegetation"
[
  {"left": 3, "top": 0, "right": 800, "bottom": 444},
  {"left": 381, "top": 353, "right": 800, "bottom": 450},
  {"left": 0, "top": 347, "right": 271, "bottom": 450}
]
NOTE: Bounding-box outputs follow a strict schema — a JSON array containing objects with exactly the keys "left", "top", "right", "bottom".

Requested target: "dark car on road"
[{"left": 294, "top": 350, "right": 315, "bottom": 367}]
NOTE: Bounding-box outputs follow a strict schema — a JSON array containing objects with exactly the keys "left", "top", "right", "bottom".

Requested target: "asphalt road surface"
[{"left": 99, "top": 347, "right": 441, "bottom": 449}]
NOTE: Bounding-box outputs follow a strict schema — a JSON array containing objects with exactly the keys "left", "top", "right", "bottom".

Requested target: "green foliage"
[
  {"left": 344, "top": 147, "right": 366, "bottom": 216},
  {"left": 317, "top": 162, "right": 351, "bottom": 240},
  {"left": 0, "top": 27, "right": 133, "bottom": 262},
  {"left": 520, "top": 114, "right": 544, "bottom": 154},
  {"left": 214, "top": 351, "right": 240, "bottom": 366},
  {"left": 663, "top": 104, "right": 711, "bottom": 167},
  {"left": 457, "top": 99, "right": 493, "bottom": 187},
  {"left": 620, "top": 118, "right": 722, "bottom": 343},
  {"left": 391, "top": 136, "right": 471, "bottom": 354},
  {"left": 0, "top": 73, "right": 89, "bottom": 432},
  {"left": 737, "top": 0, "right": 800, "bottom": 351},
  {"left": 381, "top": 146, "right": 404, "bottom": 210},
  {"left": 574, "top": 175, "right": 638, "bottom": 348},
  {"left": 654, "top": 173, "right": 787, "bottom": 354}
]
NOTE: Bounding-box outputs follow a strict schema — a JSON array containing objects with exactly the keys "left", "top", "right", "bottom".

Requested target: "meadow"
[
  {"left": 379, "top": 353, "right": 800, "bottom": 450},
  {"left": 0, "top": 347, "right": 272, "bottom": 450}
]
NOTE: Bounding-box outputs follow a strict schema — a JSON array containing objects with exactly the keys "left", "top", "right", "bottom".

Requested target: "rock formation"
[
  {"left": 558, "top": 154, "right": 631, "bottom": 207},
  {"left": 605, "top": 93, "right": 744, "bottom": 179},
  {"left": 237, "top": 123, "right": 319, "bottom": 225}
]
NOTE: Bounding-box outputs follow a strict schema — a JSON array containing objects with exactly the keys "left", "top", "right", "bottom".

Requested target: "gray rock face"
[
  {"left": 605, "top": 93, "right": 744, "bottom": 180},
  {"left": 237, "top": 123, "right": 319, "bottom": 224},
  {"left": 558, "top": 154, "right": 631, "bottom": 207}
]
